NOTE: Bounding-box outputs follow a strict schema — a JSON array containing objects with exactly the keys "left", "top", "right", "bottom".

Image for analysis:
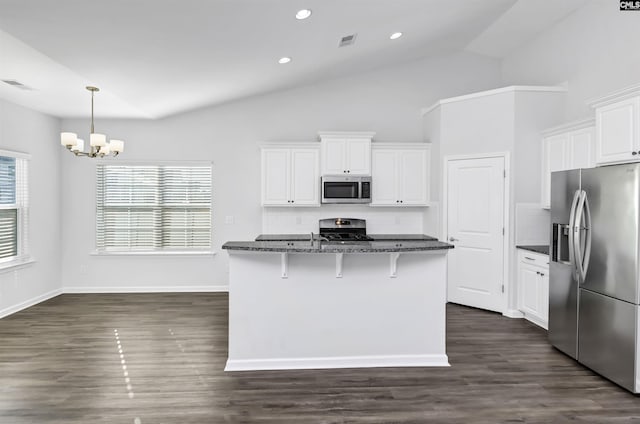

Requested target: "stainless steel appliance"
[
  {"left": 549, "top": 164, "right": 640, "bottom": 393},
  {"left": 318, "top": 218, "right": 373, "bottom": 242},
  {"left": 321, "top": 176, "right": 371, "bottom": 204}
]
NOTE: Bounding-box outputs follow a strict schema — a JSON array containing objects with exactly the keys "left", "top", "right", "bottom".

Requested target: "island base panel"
[{"left": 226, "top": 251, "right": 448, "bottom": 371}]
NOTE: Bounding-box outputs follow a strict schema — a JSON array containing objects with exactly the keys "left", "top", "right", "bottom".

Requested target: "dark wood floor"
[{"left": 0, "top": 293, "right": 639, "bottom": 423}]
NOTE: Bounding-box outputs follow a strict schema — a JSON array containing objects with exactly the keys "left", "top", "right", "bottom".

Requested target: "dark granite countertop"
[
  {"left": 223, "top": 239, "right": 453, "bottom": 253},
  {"left": 516, "top": 245, "right": 549, "bottom": 256},
  {"left": 255, "top": 234, "right": 439, "bottom": 241}
]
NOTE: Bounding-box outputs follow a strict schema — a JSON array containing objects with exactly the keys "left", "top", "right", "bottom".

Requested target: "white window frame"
[
  {"left": 94, "top": 160, "right": 214, "bottom": 256},
  {"left": 0, "top": 149, "right": 33, "bottom": 271}
]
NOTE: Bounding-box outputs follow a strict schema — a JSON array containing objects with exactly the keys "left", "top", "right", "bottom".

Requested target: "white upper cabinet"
[
  {"left": 290, "top": 149, "right": 320, "bottom": 205},
  {"left": 371, "top": 143, "right": 430, "bottom": 207},
  {"left": 540, "top": 119, "right": 595, "bottom": 209},
  {"left": 261, "top": 145, "right": 319, "bottom": 207},
  {"left": 319, "top": 132, "right": 374, "bottom": 175},
  {"left": 588, "top": 84, "right": 640, "bottom": 165},
  {"left": 567, "top": 126, "right": 595, "bottom": 169}
]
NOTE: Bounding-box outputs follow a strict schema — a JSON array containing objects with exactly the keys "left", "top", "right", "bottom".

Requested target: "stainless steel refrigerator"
[{"left": 549, "top": 163, "right": 640, "bottom": 393}]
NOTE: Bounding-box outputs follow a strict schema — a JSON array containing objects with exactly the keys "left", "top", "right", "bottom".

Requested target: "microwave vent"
[{"left": 339, "top": 33, "right": 357, "bottom": 47}]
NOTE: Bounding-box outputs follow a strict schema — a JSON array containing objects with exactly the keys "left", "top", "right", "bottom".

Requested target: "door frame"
[{"left": 442, "top": 151, "right": 511, "bottom": 314}]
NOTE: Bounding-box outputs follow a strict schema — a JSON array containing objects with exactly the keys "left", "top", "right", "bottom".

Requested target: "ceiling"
[{"left": 0, "top": 0, "right": 586, "bottom": 119}]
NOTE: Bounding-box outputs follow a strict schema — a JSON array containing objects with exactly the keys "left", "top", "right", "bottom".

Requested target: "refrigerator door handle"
[
  {"left": 568, "top": 190, "right": 581, "bottom": 269},
  {"left": 574, "top": 190, "right": 592, "bottom": 283},
  {"left": 579, "top": 192, "right": 592, "bottom": 282}
]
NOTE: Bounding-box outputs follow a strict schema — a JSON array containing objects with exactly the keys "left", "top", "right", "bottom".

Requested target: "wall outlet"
[{"left": 225, "top": 216, "right": 235, "bottom": 225}]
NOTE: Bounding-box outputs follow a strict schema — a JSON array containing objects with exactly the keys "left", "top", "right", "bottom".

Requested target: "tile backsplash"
[{"left": 515, "top": 203, "right": 550, "bottom": 245}]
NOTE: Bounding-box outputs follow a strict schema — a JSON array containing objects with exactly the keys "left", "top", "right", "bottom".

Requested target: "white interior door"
[{"left": 446, "top": 156, "right": 505, "bottom": 312}]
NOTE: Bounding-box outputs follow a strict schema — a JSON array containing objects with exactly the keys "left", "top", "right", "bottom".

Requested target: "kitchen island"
[{"left": 222, "top": 237, "right": 453, "bottom": 371}]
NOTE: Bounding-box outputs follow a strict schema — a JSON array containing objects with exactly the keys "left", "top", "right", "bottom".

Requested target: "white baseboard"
[
  {"left": 62, "top": 285, "right": 229, "bottom": 293},
  {"left": 225, "top": 354, "right": 450, "bottom": 371},
  {"left": 503, "top": 308, "right": 525, "bottom": 318},
  {"left": 0, "top": 288, "right": 63, "bottom": 319}
]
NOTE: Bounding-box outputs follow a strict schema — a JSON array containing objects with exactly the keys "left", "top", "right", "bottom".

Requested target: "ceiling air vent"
[
  {"left": 1, "top": 79, "right": 33, "bottom": 90},
  {"left": 339, "top": 33, "right": 357, "bottom": 47}
]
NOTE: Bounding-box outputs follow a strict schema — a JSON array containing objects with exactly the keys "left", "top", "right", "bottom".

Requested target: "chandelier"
[{"left": 60, "top": 86, "right": 124, "bottom": 157}]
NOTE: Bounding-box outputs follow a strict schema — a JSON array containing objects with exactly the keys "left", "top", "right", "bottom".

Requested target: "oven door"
[{"left": 322, "top": 178, "right": 363, "bottom": 203}]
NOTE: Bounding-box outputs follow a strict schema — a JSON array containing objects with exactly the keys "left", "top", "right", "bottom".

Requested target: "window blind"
[
  {"left": 96, "top": 164, "right": 212, "bottom": 252},
  {"left": 0, "top": 153, "right": 29, "bottom": 263}
]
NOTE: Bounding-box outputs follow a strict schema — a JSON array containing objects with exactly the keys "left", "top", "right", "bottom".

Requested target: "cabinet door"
[
  {"left": 541, "top": 138, "right": 551, "bottom": 209},
  {"left": 290, "top": 149, "right": 319, "bottom": 206},
  {"left": 321, "top": 138, "right": 346, "bottom": 175},
  {"left": 346, "top": 138, "right": 371, "bottom": 175},
  {"left": 567, "top": 127, "right": 595, "bottom": 169},
  {"left": 595, "top": 97, "right": 640, "bottom": 165},
  {"left": 371, "top": 149, "right": 398, "bottom": 206},
  {"left": 541, "top": 135, "right": 567, "bottom": 209},
  {"left": 262, "top": 149, "right": 291, "bottom": 206},
  {"left": 398, "top": 149, "right": 428, "bottom": 205},
  {"left": 519, "top": 263, "right": 543, "bottom": 318}
]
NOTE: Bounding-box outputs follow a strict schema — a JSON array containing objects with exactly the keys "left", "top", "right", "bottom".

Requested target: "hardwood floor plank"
[{"left": 0, "top": 293, "right": 638, "bottom": 423}]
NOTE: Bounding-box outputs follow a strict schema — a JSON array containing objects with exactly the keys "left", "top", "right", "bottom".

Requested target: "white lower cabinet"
[
  {"left": 517, "top": 249, "right": 549, "bottom": 329},
  {"left": 261, "top": 145, "right": 320, "bottom": 207},
  {"left": 371, "top": 143, "right": 430, "bottom": 206}
]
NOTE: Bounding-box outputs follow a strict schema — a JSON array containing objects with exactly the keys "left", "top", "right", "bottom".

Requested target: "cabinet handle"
[
  {"left": 400, "top": 200, "right": 403, "bottom": 203},
  {"left": 524, "top": 256, "right": 535, "bottom": 261},
  {"left": 347, "top": 170, "right": 350, "bottom": 173},
  {"left": 633, "top": 152, "right": 638, "bottom": 156},
  {"left": 540, "top": 273, "right": 545, "bottom": 277}
]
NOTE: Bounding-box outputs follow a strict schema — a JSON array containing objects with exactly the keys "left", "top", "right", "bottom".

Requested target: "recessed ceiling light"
[
  {"left": 295, "top": 9, "right": 312, "bottom": 20},
  {"left": 278, "top": 57, "right": 292, "bottom": 64},
  {"left": 390, "top": 32, "right": 403, "bottom": 40}
]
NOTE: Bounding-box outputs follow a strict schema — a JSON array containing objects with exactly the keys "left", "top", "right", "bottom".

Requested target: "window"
[
  {"left": 0, "top": 150, "right": 30, "bottom": 267},
  {"left": 96, "top": 163, "right": 212, "bottom": 253}
]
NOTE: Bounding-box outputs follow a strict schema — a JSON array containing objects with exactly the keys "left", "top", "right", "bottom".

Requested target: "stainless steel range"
[{"left": 318, "top": 218, "right": 373, "bottom": 242}]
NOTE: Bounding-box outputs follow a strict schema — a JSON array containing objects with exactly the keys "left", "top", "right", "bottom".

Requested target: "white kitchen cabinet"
[
  {"left": 588, "top": 84, "right": 640, "bottom": 165},
  {"left": 540, "top": 119, "right": 595, "bottom": 209},
  {"left": 517, "top": 249, "right": 549, "bottom": 329},
  {"left": 371, "top": 143, "right": 430, "bottom": 206},
  {"left": 319, "top": 132, "right": 374, "bottom": 175},
  {"left": 261, "top": 145, "right": 319, "bottom": 207}
]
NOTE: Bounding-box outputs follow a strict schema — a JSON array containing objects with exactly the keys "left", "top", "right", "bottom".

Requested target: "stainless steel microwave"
[{"left": 321, "top": 175, "right": 372, "bottom": 204}]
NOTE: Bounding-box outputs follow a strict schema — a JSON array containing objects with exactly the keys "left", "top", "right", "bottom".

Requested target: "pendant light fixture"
[{"left": 60, "top": 86, "right": 124, "bottom": 157}]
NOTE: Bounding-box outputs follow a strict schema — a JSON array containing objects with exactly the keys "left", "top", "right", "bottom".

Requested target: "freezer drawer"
[{"left": 578, "top": 289, "right": 638, "bottom": 393}]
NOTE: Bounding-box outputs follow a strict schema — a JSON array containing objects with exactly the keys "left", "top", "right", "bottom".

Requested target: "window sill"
[
  {"left": 0, "top": 256, "right": 35, "bottom": 274},
  {"left": 90, "top": 251, "right": 216, "bottom": 257}
]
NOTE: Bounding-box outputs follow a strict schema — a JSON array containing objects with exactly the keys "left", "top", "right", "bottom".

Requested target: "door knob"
[{"left": 449, "top": 237, "right": 458, "bottom": 242}]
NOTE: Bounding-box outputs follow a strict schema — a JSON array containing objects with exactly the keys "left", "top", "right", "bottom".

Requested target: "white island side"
[{"left": 223, "top": 239, "right": 452, "bottom": 371}]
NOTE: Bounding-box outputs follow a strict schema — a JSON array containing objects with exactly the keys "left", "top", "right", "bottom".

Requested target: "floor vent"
[
  {"left": 339, "top": 33, "right": 357, "bottom": 47},
  {"left": 1, "top": 79, "right": 33, "bottom": 90}
]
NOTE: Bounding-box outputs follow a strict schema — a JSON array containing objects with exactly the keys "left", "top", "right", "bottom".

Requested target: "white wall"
[
  {"left": 502, "top": 0, "right": 640, "bottom": 121},
  {"left": 60, "top": 51, "right": 502, "bottom": 291},
  {"left": 0, "top": 99, "right": 62, "bottom": 316}
]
